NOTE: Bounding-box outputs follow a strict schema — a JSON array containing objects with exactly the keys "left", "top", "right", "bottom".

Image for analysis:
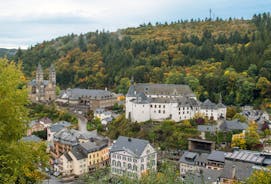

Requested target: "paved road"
[{"left": 77, "top": 115, "right": 88, "bottom": 132}]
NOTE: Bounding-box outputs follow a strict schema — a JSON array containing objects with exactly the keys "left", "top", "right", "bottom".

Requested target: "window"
[
  {"left": 133, "top": 159, "right": 137, "bottom": 163},
  {"left": 158, "top": 110, "right": 161, "bottom": 113},
  {"left": 117, "top": 161, "right": 121, "bottom": 167},
  {"left": 128, "top": 157, "right": 132, "bottom": 162},
  {"left": 159, "top": 105, "right": 161, "bottom": 108},
  {"left": 163, "top": 105, "right": 165, "bottom": 108},
  {"left": 133, "top": 165, "right": 137, "bottom": 171},
  {"left": 150, "top": 105, "right": 152, "bottom": 108},
  {"left": 122, "top": 156, "right": 126, "bottom": 160},
  {"left": 163, "top": 110, "right": 165, "bottom": 114},
  {"left": 128, "top": 163, "right": 132, "bottom": 170},
  {"left": 154, "top": 105, "right": 157, "bottom": 108},
  {"left": 117, "top": 155, "right": 121, "bottom": 159},
  {"left": 141, "top": 164, "right": 144, "bottom": 171}
]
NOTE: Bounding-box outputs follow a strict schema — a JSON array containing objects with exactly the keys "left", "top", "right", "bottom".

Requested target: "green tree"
[
  {"left": 0, "top": 58, "right": 48, "bottom": 184},
  {"left": 117, "top": 77, "right": 131, "bottom": 94}
]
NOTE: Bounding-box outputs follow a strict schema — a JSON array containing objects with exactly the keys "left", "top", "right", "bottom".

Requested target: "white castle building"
[{"left": 125, "top": 83, "right": 226, "bottom": 122}]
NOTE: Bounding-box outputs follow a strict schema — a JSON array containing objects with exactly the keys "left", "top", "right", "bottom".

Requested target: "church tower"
[
  {"left": 47, "top": 63, "right": 56, "bottom": 101},
  {"left": 49, "top": 63, "right": 56, "bottom": 85},
  {"left": 36, "top": 63, "right": 44, "bottom": 84},
  {"left": 36, "top": 63, "right": 45, "bottom": 101}
]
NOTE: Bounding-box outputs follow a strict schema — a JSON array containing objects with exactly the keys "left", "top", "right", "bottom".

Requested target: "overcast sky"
[{"left": 1, "top": 0, "right": 270, "bottom": 49}]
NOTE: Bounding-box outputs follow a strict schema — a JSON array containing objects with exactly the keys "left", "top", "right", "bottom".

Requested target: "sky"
[{"left": 0, "top": 0, "right": 270, "bottom": 49}]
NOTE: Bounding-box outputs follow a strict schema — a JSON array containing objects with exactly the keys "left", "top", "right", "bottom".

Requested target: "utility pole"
[{"left": 209, "top": 9, "right": 212, "bottom": 20}]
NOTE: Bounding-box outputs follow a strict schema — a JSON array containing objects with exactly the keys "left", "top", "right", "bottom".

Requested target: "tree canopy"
[
  {"left": 0, "top": 58, "right": 48, "bottom": 184},
  {"left": 13, "top": 13, "right": 271, "bottom": 107}
]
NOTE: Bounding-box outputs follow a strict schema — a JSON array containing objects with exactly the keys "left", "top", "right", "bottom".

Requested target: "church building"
[{"left": 28, "top": 63, "right": 56, "bottom": 102}]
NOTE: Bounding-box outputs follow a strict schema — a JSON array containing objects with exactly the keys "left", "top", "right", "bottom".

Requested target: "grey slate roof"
[
  {"left": 130, "top": 92, "right": 150, "bottom": 104},
  {"left": 219, "top": 120, "right": 248, "bottom": 131},
  {"left": 79, "top": 138, "right": 108, "bottom": 153},
  {"left": 127, "top": 83, "right": 195, "bottom": 97},
  {"left": 185, "top": 168, "right": 222, "bottom": 184},
  {"left": 179, "top": 151, "right": 199, "bottom": 165},
  {"left": 49, "top": 121, "right": 71, "bottom": 133},
  {"left": 53, "top": 129, "right": 99, "bottom": 146},
  {"left": 71, "top": 145, "right": 87, "bottom": 160},
  {"left": 177, "top": 97, "right": 200, "bottom": 107},
  {"left": 110, "top": 136, "right": 150, "bottom": 157},
  {"left": 217, "top": 103, "right": 226, "bottom": 108},
  {"left": 201, "top": 99, "right": 218, "bottom": 109},
  {"left": 64, "top": 152, "right": 72, "bottom": 161},
  {"left": 60, "top": 88, "right": 114, "bottom": 100},
  {"left": 195, "top": 153, "right": 209, "bottom": 164},
  {"left": 207, "top": 150, "right": 226, "bottom": 163},
  {"left": 21, "top": 135, "right": 42, "bottom": 142},
  {"left": 197, "top": 125, "right": 217, "bottom": 133},
  {"left": 220, "top": 160, "right": 254, "bottom": 181}
]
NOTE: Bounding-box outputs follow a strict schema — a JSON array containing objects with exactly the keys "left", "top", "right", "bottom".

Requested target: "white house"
[
  {"left": 94, "top": 108, "right": 113, "bottom": 125},
  {"left": 110, "top": 136, "right": 157, "bottom": 179},
  {"left": 125, "top": 83, "right": 226, "bottom": 122}
]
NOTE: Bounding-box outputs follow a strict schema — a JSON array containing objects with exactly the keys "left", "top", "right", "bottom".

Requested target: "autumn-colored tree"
[
  {"left": 245, "top": 121, "right": 261, "bottom": 150},
  {"left": 246, "top": 168, "right": 271, "bottom": 184},
  {"left": 231, "top": 135, "right": 247, "bottom": 149},
  {"left": 0, "top": 58, "right": 48, "bottom": 184}
]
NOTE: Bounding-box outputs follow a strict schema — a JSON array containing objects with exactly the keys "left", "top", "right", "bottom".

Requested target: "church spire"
[{"left": 219, "top": 93, "right": 222, "bottom": 104}]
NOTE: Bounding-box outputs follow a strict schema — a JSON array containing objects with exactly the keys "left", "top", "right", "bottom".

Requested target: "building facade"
[
  {"left": 110, "top": 136, "right": 157, "bottom": 179},
  {"left": 125, "top": 83, "right": 226, "bottom": 122},
  {"left": 28, "top": 63, "right": 56, "bottom": 102},
  {"left": 57, "top": 88, "right": 118, "bottom": 111},
  {"left": 58, "top": 138, "right": 109, "bottom": 176}
]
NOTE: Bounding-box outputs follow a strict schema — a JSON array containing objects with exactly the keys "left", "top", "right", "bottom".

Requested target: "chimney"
[{"left": 232, "top": 165, "right": 236, "bottom": 179}]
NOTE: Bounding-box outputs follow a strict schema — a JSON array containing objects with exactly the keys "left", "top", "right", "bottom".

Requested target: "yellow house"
[
  {"left": 58, "top": 138, "right": 109, "bottom": 176},
  {"left": 80, "top": 140, "right": 110, "bottom": 171}
]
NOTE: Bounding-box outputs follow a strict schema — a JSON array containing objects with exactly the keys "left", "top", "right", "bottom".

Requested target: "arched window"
[
  {"left": 112, "top": 160, "right": 116, "bottom": 166},
  {"left": 128, "top": 163, "right": 132, "bottom": 170},
  {"left": 117, "top": 161, "right": 121, "bottom": 167},
  {"left": 133, "top": 165, "right": 137, "bottom": 171}
]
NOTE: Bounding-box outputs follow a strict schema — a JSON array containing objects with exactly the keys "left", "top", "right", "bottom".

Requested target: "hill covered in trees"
[
  {"left": 13, "top": 13, "right": 271, "bottom": 107},
  {"left": 0, "top": 48, "right": 17, "bottom": 59}
]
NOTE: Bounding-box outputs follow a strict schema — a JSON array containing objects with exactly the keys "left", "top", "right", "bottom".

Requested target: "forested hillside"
[
  {"left": 14, "top": 13, "right": 271, "bottom": 107},
  {"left": 0, "top": 48, "right": 17, "bottom": 59}
]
